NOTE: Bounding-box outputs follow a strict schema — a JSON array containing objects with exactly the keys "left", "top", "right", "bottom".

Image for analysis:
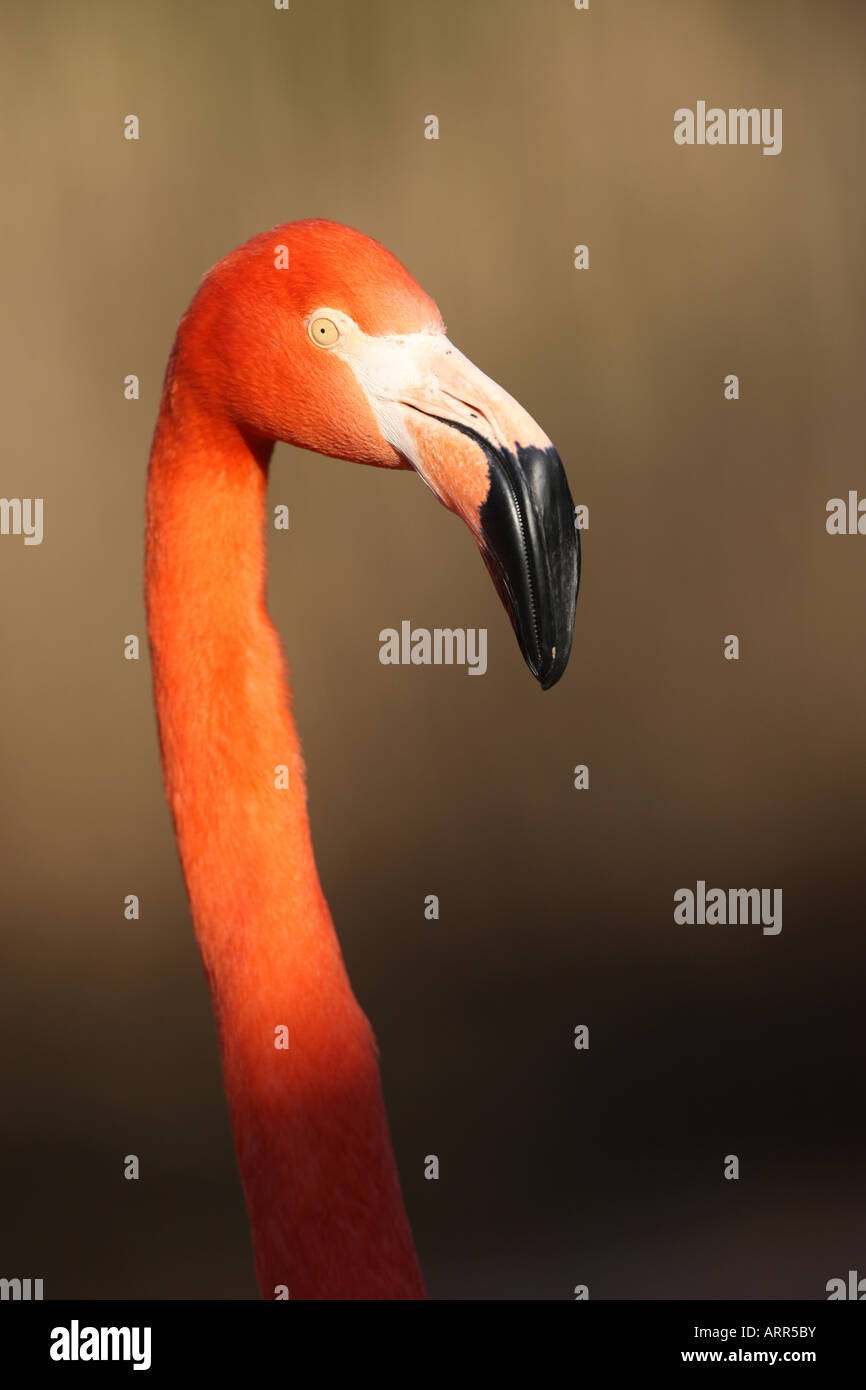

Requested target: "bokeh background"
[{"left": 1, "top": 0, "right": 864, "bottom": 1299}]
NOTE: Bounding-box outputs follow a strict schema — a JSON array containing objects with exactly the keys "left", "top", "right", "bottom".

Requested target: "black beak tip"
[
  {"left": 480, "top": 441, "right": 579, "bottom": 691},
  {"left": 534, "top": 640, "right": 572, "bottom": 691},
  {"left": 445, "top": 420, "right": 580, "bottom": 691}
]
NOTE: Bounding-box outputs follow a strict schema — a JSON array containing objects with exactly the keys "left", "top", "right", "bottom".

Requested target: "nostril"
[{"left": 439, "top": 388, "right": 500, "bottom": 441}]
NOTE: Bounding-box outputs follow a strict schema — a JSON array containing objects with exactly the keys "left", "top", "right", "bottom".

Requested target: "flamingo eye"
[{"left": 309, "top": 316, "right": 340, "bottom": 347}]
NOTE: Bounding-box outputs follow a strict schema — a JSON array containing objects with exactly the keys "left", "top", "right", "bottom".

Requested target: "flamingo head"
[{"left": 177, "top": 219, "right": 580, "bottom": 689}]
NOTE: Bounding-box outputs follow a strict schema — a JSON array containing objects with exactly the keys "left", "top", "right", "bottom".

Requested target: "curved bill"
[
  {"left": 446, "top": 422, "right": 580, "bottom": 690},
  {"left": 340, "top": 330, "right": 580, "bottom": 688}
]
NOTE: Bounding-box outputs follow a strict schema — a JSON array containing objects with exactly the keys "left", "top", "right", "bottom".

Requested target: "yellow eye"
[{"left": 309, "top": 316, "right": 339, "bottom": 347}]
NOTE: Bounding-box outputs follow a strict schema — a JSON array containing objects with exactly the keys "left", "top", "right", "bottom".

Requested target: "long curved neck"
[{"left": 145, "top": 372, "right": 424, "bottom": 1299}]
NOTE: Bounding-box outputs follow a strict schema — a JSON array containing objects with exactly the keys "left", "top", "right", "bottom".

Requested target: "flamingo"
[{"left": 146, "top": 219, "right": 580, "bottom": 1300}]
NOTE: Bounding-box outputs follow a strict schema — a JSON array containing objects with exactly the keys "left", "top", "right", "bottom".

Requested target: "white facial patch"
[
  {"left": 305, "top": 307, "right": 551, "bottom": 472},
  {"left": 307, "top": 308, "right": 448, "bottom": 460}
]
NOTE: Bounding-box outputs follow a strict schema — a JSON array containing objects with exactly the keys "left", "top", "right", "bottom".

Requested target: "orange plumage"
[{"left": 146, "top": 220, "right": 578, "bottom": 1300}]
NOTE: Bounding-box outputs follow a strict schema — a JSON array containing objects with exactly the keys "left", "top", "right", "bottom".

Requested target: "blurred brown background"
[{"left": 1, "top": 0, "right": 864, "bottom": 1299}]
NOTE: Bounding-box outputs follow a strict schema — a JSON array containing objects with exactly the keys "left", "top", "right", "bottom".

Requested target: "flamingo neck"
[{"left": 145, "top": 377, "right": 424, "bottom": 1299}]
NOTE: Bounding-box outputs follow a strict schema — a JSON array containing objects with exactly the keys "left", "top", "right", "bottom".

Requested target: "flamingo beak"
[
  {"left": 469, "top": 432, "right": 580, "bottom": 689},
  {"left": 372, "top": 336, "right": 580, "bottom": 689}
]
